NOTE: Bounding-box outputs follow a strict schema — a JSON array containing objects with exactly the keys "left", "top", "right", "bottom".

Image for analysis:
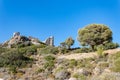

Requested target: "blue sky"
[{"left": 0, "top": 0, "right": 120, "bottom": 47}]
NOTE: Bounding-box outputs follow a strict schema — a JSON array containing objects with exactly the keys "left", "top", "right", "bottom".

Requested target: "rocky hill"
[
  {"left": 0, "top": 32, "right": 120, "bottom": 80},
  {"left": 0, "top": 47, "right": 120, "bottom": 80}
]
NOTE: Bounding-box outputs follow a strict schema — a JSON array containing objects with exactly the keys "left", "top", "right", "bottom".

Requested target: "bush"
[
  {"left": 109, "top": 51, "right": 120, "bottom": 72},
  {"left": 111, "top": 51, "right": 120, "bottom": 60},
  {"left": 18, "top": 45, "right": 45, "bottom": 56},
  {"left": 112, "top": 58, "right": 120, "bottom": 72},
  {"left": 69, "top": 59, "right": 77, "bottom": 68},
  {"left": 77, "top": 58, "right": 95, "bottom": 69},
  {"left": 0, "top": 49, "right": 33, "bottom": 70},
  {"left": 36, "top": 68, "right": 45, "bottom": 74},
  {"left": 0, "top": 47, "right": 8, "bottom": 54},
  {"left": 44, "top": 55, "right": 55, "bottom": 61},
  {"left": 54, "top": 67, "right": 64, "bottom": 74},
  {"left": 39, "top": 46, "right": 59, "bottom": 55},
  {"left": 73, "top": 47, "right": 93, "bottom": 53},
  {"left": 59, "top": 48, "right": 69, "bottom": 54},
  {"left": 93, "top": 73, "right": 116, "bottom": 80},
  {"left": 96, "top": 45, "right": 104, "bottom": 57},
  {"left": 44, "top": 61, "right": 54, "bottom": 69},
  {"left": 104, "top": 42, "right": 119, "bottom": 50},
  {"left": 25, "top": 45, "right": 38, "bottom": 55},
  {"left": 9, "top": 66, "right": 17, "bottom": 74},
  {"left": 97, "top": 62, "right": 109, "bottom": 70},
  {"left": 43, "top": 55, "right": 55, "bottom": 69},
  {"left": 72, "top": 73, "right": 86, "bottom": 80}
]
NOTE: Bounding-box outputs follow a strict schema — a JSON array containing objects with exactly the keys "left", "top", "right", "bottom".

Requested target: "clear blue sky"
[{"left": 0, "top": 0, "right": 120, "bottom": 47}]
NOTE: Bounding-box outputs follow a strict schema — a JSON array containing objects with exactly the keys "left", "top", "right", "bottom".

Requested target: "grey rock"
[
  {"left": 0, "top": 68, "right": 6, "bottom": 72},
  {"left": 69, "top": 77, "right": 77, "bottom": 80},
  {"left": 93, "top": 67, "right": 102, "bottom": 75},
  {"left": 3, "top": 74, "right": 11, "bottom": 80},
  {"left": 77, "top": 68, "right": 91, "bottom": 76},
  {"left": 55, "top": 69, "right": 70, "bottom": 80}
]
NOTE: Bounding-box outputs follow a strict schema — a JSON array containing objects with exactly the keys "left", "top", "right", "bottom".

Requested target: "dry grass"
[{"left": 57, "top": 48, "right": 120, "bottom": 60}]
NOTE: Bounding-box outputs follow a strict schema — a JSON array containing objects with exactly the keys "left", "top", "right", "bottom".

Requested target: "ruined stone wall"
[{"left": 44, "top": 36, "right": 54, "bottom": 46}]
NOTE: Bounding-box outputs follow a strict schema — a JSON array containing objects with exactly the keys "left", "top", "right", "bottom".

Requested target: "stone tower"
[
  {"left": 45, "top": 36, "right": 54, "bottom": 46},
  {"left": 13, "top": 32, "right": 20, "bottom": 37},
  {"left": 50, "top": 36, "right": 54, "bottom": 46}
]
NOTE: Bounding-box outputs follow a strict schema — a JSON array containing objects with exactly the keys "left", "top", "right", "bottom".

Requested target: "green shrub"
[
  {"left": 0, "top": 49, "right": 33, "bottom": 69},
  {"left": 44, "top": 61, "right": 54, "bottom": 69},
  {"left": 0, "top": 47, "right": 8, "bottom": 54},
  {"left": 97, "top": 45, "right": 104, "bottom": 57},
  {"left": 73, "top": 73, "right": 86, "bottom": 80},
  {"left": 77, "top": 58, "right": 95, "bottom": 69},
  {"left": 97, "top": 62, "right": 109, "bottom": 70},
  {"left": 111, "top": 51, "right": 120, "bottom": 60},
  {"left": 43, "top": 55, "right": 55, "bottom": 69},
  {"left": 36, "top": 68, "right": 44, "bottom": 74},
  {"left": 97, "top": 73, "right": 116, "bottom": 80},
  {"left": 109, "top": 51, "right": 120, "bottom": 72},
  {"left": 104, "top": 42, "right": 119, "bottom": 50},
  {"left": 25, "top": 45, "right": 38, "bottom": 55},
  {"left": 18, "top": 45, "right": 43, "bottom": 56},
  {"left": 59, "top": 48, "right": 69, "bottom": 54},
  {"left": 112, "top": 58, "right": 120, "bottom": 72},
  {"left": 73, "top": 49, "right": 81, "bottom": 53},
  {"left": 54, "top": 67, "right": 64, "bottom": 74},
  {"left": 74, "top": 47, "right": 93, "bottom": 53},
  {"left": 44, "top": 55, "right": 55, "bottom": 61},
  {"left": 9, "top": 66, "right": 17, "bottom": 74},
  {"left": 39, "top": 46, "right": 59, "bottom": 55},
  {"left": 69, "top": 59, "right": 77, "bottom": 68}
]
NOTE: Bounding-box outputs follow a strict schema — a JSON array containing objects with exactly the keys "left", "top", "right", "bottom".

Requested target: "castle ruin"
[
  {"left": 3, "top": 32, "right": 55, "bottom": 47},
  {"left": 13, "top": 32, "right": 20, "bottom": 37},
  {"left": 44, "top": 36, "right": 54, "bottom": 46}
]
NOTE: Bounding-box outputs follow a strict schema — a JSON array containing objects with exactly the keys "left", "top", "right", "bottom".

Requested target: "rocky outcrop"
[
  {"left": 28, "top": 36, "right": 41, "bottom": 45},
  {"left": 2, "top": 32, "right": 42, "bottom": 48},
  {"left": 2, "top": 32, "right": 55, "bottom": 48},
  {"left": 54, "top": 69, "right": 70, "bottom": 80}
]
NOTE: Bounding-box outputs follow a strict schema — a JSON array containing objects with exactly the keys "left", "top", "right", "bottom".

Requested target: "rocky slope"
[
  {"left": 0, "top": 32, "right": 120, "bottom": 80},
  {"left": 0, "top": 48, "right": 120, "bottom": 80}
]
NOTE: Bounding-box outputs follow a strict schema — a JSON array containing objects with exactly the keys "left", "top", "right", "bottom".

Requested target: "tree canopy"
[
  {"left": 77, "top": 24, "right": 113, "bottom": 49},
  {"left": 65, "top": 37, "right": 74, "bottom": 49}
]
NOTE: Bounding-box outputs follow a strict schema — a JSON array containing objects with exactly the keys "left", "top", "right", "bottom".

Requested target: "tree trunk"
[{"left": 91, "top": 45, "right": 94, "bottom": 51}]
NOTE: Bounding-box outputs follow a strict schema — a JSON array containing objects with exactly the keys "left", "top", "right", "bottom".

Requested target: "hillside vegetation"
[{"left": 0, "top": 24, "right": 120, "bottom": 80}]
